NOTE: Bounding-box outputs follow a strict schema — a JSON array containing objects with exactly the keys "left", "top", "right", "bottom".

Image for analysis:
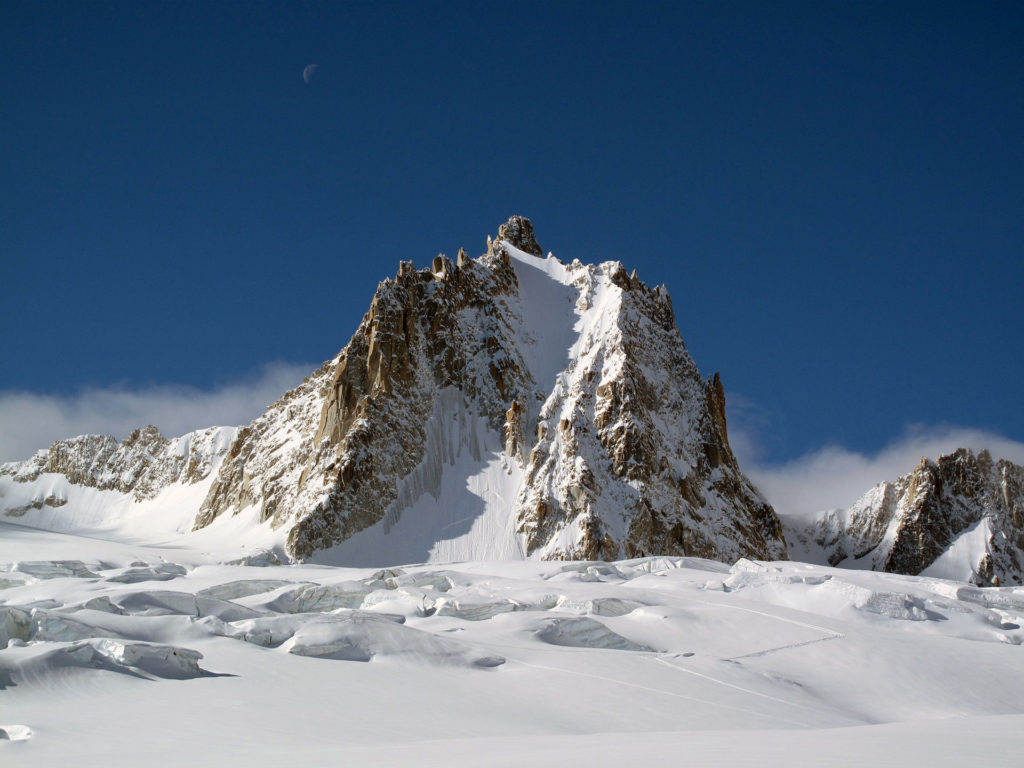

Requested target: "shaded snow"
[
  {"left": 921, "top": 518, "right": 993, "bottom": 582},
  {"left": 311, "top": 389, "right": 526, "bottom": 567}
]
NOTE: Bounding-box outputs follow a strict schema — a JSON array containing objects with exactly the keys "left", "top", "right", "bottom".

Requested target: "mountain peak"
[
  {"left": 785, "top": 446, "right": 1024, "bottom": 585},
  {"left": 3, "top": 219, "right": 785, "bottom": 567},
  {"left": 495, "top": 215, "right": 543, "bottom": 256}
]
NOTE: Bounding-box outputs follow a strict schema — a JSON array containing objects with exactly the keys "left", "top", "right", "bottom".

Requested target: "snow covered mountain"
[
  {"left": 0, "top": 425, "right": 245, "bottom": 552},
  {"left": 785, "top": 448, "right": 1024, "bottom": 586},
  {"left": 2, "top": 425, "right": 234, "bottom": 504},
  {"left": 1, "top": 217, "right": 785, "bottom": 566}
]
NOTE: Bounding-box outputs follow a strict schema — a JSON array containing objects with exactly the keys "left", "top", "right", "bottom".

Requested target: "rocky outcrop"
[
  {"left": 496, "top": 214, "right": 543, "bottom": 256},
  {"left": 193, "top": 362, "right": 338, "bottom": 533},
  {"left": 194, "top": 216, "right": 787, "bottom": 563},
  {"left": 786, "top": 448, "right": 1024, "bottom": 586},
  {"left": 1, "top": 425, "right": 235, "bottom": 502},
  {"left": 4, "top": 493, "right": 67, "bottom": 518}
]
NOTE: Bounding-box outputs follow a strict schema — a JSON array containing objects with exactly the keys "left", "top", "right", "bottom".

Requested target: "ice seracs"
[{"left": 2, "top": 537, "right": 1023, "bottom": 765}]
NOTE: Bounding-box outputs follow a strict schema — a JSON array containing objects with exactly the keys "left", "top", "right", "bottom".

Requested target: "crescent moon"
[{"left": 302, "top": 64, "right": 319, "bottom": 84}]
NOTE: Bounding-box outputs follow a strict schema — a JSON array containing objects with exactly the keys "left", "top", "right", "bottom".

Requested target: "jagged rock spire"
[{"left": 496, "top": 215, "right": 543, "bottom": 256}]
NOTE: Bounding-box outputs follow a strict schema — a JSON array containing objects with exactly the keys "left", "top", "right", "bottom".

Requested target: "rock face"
[
  {"left": 194, "top": 216, "right": 787, "bottom": 563},
  {"left": 496, "top": 214, "right": 543, "bottom": 256},
  {"left": 785, "top": 448, "right": 1024, "bottom": 586},
  {"left": 1, "top": 426, "right": 235, "bottom": 503}
]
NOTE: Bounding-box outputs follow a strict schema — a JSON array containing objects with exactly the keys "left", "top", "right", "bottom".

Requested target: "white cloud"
[
  {"left": 735, "top": 423, "right": 1024, "bottom": 521},
  {"left": 0, "top": 362, "right": 315, "bottom": 462}
]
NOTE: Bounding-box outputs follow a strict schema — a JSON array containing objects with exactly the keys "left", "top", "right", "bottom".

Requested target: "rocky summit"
[
  {"left": 2, "top": 217, "right": 786, "bottom": 565},
  {"left": 785, "top": 448, "right": 1024, "bottom": 586}
]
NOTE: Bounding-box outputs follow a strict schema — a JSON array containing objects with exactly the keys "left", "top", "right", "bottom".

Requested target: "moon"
[{"left": 302, "top": 64, "right": 319, "bottom": 84}]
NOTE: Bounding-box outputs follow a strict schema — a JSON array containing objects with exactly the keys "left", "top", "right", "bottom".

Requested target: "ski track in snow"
[
  {"left": 682, "top": 594, "right": 847, "bottom": 660},
  {"left": 725, "top": 633, "right": 843, "bottom": 661},
  {"left": 512, "top": 656, "right": 813, "bottom": 728},
  {"left": 652, "top": 656, "right": 819, "bottom": 720}
]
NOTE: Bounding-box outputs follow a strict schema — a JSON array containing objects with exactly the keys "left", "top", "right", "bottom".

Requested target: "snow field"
[{"left": 2, "top": 523, "right": 1023, "bottom": 767}]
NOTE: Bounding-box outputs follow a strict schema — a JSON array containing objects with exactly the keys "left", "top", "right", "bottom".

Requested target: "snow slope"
[
  {"left": 505, "top": 248, "right": 579, "bottom": 402},
  {"left": 2, "top": 521, "right": 1022, "bottom": 767}
]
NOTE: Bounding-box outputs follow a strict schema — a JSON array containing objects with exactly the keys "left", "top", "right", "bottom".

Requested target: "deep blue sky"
[{"left": 2, "top": 1, "right": 1022, "bottom": 463}]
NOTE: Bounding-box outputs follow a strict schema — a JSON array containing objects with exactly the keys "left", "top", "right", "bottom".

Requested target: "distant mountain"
[
  {"left": 1, "top": 425, "right": 235, "bottom": 508},
  {"left": 1, "top": 217, "right": 785, "bottom": 565},
  {"left": 785, "top": 448, "right": 1024, "bottom": 585}
]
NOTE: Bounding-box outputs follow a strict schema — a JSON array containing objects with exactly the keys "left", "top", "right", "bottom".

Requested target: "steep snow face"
[
  {"left": 505, "top": 248, "right": 578, "bottom": 399},
  {"left": 191, "top": 216, "right": 785, "bottom": 564},
  {"left": 784, "top": 448, "right": 1024, "bottom": 585},
  {"left": 310, "top": 388, "right": 526, "bottom": 566}
]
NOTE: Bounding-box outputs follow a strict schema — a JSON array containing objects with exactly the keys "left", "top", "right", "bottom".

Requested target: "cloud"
[
  {"left": 734, "top": 423, "right": 1024, "bottom": 521},
  {"left": 0, "top": 362, "right": 315, "bottom": 462}
]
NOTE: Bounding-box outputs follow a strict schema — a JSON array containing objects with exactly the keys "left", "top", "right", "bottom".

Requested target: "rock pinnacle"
[{"left": 496, "top": 215, "right": 543, "bottom": 256}]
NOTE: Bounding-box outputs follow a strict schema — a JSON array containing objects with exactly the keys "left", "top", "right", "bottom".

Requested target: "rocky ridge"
[
  {"left": 786, "top": 448, "right": 1024, "bottom": 586},
  {"left": 1, "top": 425, "right": 236, "bottom": 506}
]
